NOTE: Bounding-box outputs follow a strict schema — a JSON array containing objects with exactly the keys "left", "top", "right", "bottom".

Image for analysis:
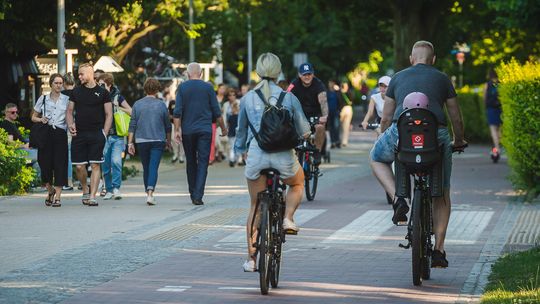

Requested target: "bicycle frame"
[{"left": 252, "top": 169, "right": 287, "bottom": 294}]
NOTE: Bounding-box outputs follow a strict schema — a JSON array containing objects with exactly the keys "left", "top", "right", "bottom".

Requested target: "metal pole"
[
  {"left": 189, "top": 0, "right": 195, "bottom": 62},
  {"left": 459, "top": 62, "right": 463, "bottom": 88},
  {"left": 247, "top": 13, "right": 252, "bottom": 83},
  {"left": 57, "top": 0, "right": 66, "bottom": 74}
]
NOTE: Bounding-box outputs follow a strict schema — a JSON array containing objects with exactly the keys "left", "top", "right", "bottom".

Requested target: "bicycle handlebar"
[
  {"left": 451, "top": 143, "right": 468, "bottom": 153},
  {"left": 359, "top": 123, "right": 380, "bottom": 130}
]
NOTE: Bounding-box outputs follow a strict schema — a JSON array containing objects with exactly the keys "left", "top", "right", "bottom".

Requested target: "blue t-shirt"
[{"left": 173, "top": 79, "right": 222, "bottom": 135}]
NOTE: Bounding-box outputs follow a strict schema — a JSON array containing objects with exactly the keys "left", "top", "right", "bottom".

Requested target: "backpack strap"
[
  {"left": 276, "top": 91, "right": 287, "bottom": 107},
  {"left": 254, "top": 89, "right": 269, "bottom": 106}
]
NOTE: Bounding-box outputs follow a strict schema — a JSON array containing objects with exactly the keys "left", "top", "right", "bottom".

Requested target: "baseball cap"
[
  {"left": 298, "top": 63, "right": 314, "bottom": 75},
  {"left": 378, "top": 76, "right": 391, "bottom": 86}
]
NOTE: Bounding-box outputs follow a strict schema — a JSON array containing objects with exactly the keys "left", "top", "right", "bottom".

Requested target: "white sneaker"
[
  {"left": 146, "top": 196, "right": 156, "bottom": 206},
  {"left": 283, "top": 218, "right": 299, "bottom": 232},
  {"left": 113, "top": 188, "right": 122, "bottom": 200},
  {"left": 242, "top": 259, "right": 256, "bottom": 272},
  {"left": 103, "top": 192, "right": 114, "bottom": 200}
]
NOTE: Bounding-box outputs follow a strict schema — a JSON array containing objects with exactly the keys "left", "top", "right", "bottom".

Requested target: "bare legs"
[
  {"left": 370, "top": 158, "right": 451, "bottom": 252},
  {"left": 245, "top": 168, "right": 305, "bottom": 261},
  {"left": 75, "top": 163, "right": 101, "bottom": 199},
  {"left": 489, "top": 125, "right": 501, "bottom": 150}
]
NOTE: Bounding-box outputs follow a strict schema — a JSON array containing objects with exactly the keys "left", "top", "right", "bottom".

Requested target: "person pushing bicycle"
[
  {"left": 369, "top": 40, "right": 467, "bottom": 268},
  {"left": 234, "top": 53, "right": 310, "bottom": 272}
]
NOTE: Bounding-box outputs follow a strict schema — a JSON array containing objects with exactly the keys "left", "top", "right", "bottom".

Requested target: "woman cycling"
[{"left": 234, "top": 53, "right": 310, "bottom": 272}]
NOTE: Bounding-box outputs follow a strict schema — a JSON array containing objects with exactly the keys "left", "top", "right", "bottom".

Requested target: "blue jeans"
[
  {"left": 328, "top": 110, "right": 340, "bottom": 144},
  {"left": 137, "top": 141, "right": 165, "bottom": 192},
  {"left": 103, "top": 135, "right": 125, "bottom": 192},
  {"left": 182, "top": 132, "right": 212, "bottom": 200}
]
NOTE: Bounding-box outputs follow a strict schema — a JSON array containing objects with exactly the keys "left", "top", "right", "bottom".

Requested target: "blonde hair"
[
  {"left": 254, "top": 52, "right": 282, "bottom": 101},
  {"left": 78, "top": 62, "right": 93, "bottom": 70}
]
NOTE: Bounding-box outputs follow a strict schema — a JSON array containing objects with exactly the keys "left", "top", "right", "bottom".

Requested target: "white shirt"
[
  {"left": 34, "top": 93, "right": 70, "bottom": 130},
  {"left": 371, "top": 92, "right": 385, "bottom": 118}
]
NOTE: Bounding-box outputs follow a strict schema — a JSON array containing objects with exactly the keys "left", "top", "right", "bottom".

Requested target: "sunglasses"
[{"left": 8, "top": 110, "right": 18, "bottom": 114}]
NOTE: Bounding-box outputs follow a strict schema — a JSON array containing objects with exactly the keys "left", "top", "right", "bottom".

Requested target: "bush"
[
  {"left": 497, "top": 60, "right": 540, "bottom": 200},
  {"left": 456, "top": 89, "right": 491, "bottom": 143},
  {"left": 0, "top": 129, "right": 35, "bottom": 195},
  {"left": 122, "top": 164, "right": 139, "bottom": 181}
]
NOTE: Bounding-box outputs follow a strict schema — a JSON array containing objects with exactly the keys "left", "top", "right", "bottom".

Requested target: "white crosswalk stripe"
[
  {"left": 218, "top": 209, "right": 326, "bottom": 243},
  {"left": 157, "top": 286, "right": 192, "bottom": 292},
  {"left": 446, "top": 211, "right": 494, "bottom": 244},
  {"left": 322, "top": 210, "right": 395, "bottom": 244}
]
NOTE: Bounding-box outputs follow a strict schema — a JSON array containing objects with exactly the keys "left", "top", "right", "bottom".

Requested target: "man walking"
[
  {"left": 66, "top": 63, "right": 113, "bottom": 206},
  {"left": 370, "top": 41, "right": 467, "bottom": 268},
  {"left": 173, "top": 62, "right": 227, "bottom": 205}
]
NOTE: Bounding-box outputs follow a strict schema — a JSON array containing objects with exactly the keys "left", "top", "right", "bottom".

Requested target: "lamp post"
[
  {"left": 189, "top": 0, "right": 195, "bottom": 62},
  {"left": 57, "top": 0, "right": 66, "bottom": 74},
  {"left": 452, "top": 42, "right": 470, "bottom": 88},
  {"left": 247, "top": 12, "right": 252, "bottom": 84},
  {"left": 456, "top": 51, "right": 465, "bottom": 88}
]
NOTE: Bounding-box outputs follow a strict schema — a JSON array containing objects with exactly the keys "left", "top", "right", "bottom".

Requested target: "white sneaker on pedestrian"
[
  {"left": 103, "top": 192, "right": 114, "bottom": 200},
  {"left": 242, "top": 259, "right": 256, "bottom": 272},
  {"left": 146, "top": 196, "right": 156, "bottom": 206},
  {"left": 113, "top": 188, "right": 122, "bottom": 200},
  {"left": 283, "top": 218, "right": 299, "bottom": 233}
]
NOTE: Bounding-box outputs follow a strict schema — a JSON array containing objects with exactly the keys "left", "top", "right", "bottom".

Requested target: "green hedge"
[
  {"left": 456, "top": 91, "right": 491, "bottom": 143},
  {"left": 0, "top": 129, "right": 35, "bottom": 195},
  {"left": 497, "top": 60, "right": 540, "bottom": 200}
]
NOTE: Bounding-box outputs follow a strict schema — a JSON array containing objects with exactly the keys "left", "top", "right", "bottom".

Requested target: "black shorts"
[{"left": 71, "top": 130, "right": 106, "bottom": 165}]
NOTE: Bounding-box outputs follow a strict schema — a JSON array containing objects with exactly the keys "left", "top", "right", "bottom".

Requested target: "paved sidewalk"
[{"left": 1, "top": 129, "right": 538, "bottom": 304}]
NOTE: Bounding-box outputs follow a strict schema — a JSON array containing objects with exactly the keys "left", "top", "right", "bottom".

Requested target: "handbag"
[
  {"left": 113, "top": 95, "right": 130, "bottom": 137},
  {"left": 29, "top": 95, "right": 51, "bottom": 149},
  {"left": 114, "top": 111, "right": 130, "bottom": 136}
]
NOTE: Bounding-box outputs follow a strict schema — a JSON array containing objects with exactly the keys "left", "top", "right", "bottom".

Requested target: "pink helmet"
[{"left": 403, "top": 92, "right": 429, "bottom": 110}]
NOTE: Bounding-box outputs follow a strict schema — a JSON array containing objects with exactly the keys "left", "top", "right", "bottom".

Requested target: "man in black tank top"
[{"left": 288, "top": 63, "right": 328, "bottom": 164}]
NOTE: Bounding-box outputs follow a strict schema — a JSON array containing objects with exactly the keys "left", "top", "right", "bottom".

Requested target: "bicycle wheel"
[
  {"left": 411, "top": 188, "right": 423, "bottom": 286},
  {"left": 270, "top": 206, "right": 283, "bottom": 288},
  {"left": 305, "top": 160, "right": 318, "bottom": 201},
  {"left": 421, "top": 193, "right": 431, "bottom": 280},
  {"left": 258, "top": 199, "right": 271, "bottom": 295}
]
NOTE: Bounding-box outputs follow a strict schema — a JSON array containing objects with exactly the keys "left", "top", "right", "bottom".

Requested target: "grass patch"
[{"left": 481, "top": 247, "right": 540, "bottom": 304}]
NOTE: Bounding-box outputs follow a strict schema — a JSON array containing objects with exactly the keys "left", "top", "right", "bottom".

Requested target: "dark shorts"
[
  {"left": 71, "top": 130, "right": 106, "bottom": 165},
  {"left": 486, "top": 107, "right": 502, "bottom": 126}
]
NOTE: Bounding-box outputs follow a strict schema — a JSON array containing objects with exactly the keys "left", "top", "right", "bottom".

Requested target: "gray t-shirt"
[{"left": 386, "top": 64, "right": 456, "bottom": 125}]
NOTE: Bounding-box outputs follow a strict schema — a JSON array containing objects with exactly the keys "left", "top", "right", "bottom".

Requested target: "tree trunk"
[{"left": 389, "top": 0, "right": 452, "bottom": 71}]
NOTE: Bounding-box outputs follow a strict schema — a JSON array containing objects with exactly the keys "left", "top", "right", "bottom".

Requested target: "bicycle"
[
  {"left": 394, "top": 107, "right": 467, "bottom": 286},
  {"left": 251, "top": 168, "right": 290, "bottom": 295},
  {"left": 296, "top": 117, "right": 322, "bottom": 201}
]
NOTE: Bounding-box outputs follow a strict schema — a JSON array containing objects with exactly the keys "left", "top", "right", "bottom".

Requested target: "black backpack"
[{"left": 247, "top": 89, "right": 300, "bottom": 153}]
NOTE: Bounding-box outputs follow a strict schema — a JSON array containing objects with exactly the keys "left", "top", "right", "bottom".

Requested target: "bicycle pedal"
[
  {"left": 285, "top": 229, "right": 298, "bottom": 235},
  {"left": 396, "top": 221, "right": 408, "bottom": 226}
]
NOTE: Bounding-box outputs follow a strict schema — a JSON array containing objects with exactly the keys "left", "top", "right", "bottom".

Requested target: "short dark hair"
[
  {"left": 98, "top": 73, "right": 114, "bottom": 86},
  {"left": 144, "top": 78, "right": 161, "bottom": 95}
]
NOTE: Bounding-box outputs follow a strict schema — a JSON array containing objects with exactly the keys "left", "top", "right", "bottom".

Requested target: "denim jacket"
[{"left": 234, "top": 82, "right": 310, "bottom": 154}]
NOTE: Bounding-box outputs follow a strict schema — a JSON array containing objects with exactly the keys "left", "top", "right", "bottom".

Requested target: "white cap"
[{"left": 378, "top": 76, "right": 391, "bottom": 86}]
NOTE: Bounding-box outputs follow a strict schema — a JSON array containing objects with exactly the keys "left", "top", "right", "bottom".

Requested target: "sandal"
[
  {"left": 51, "top": 199, "right": 61, "bottom": 207},
  {"left": 87, "top": 198, "right": 99, "bottom": 206},
  {"left": 45, "top": 189, "right": 56, "bottom": 207},
  {"left": 82, "top": 193, "right": 90, "bottom": 205}
]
